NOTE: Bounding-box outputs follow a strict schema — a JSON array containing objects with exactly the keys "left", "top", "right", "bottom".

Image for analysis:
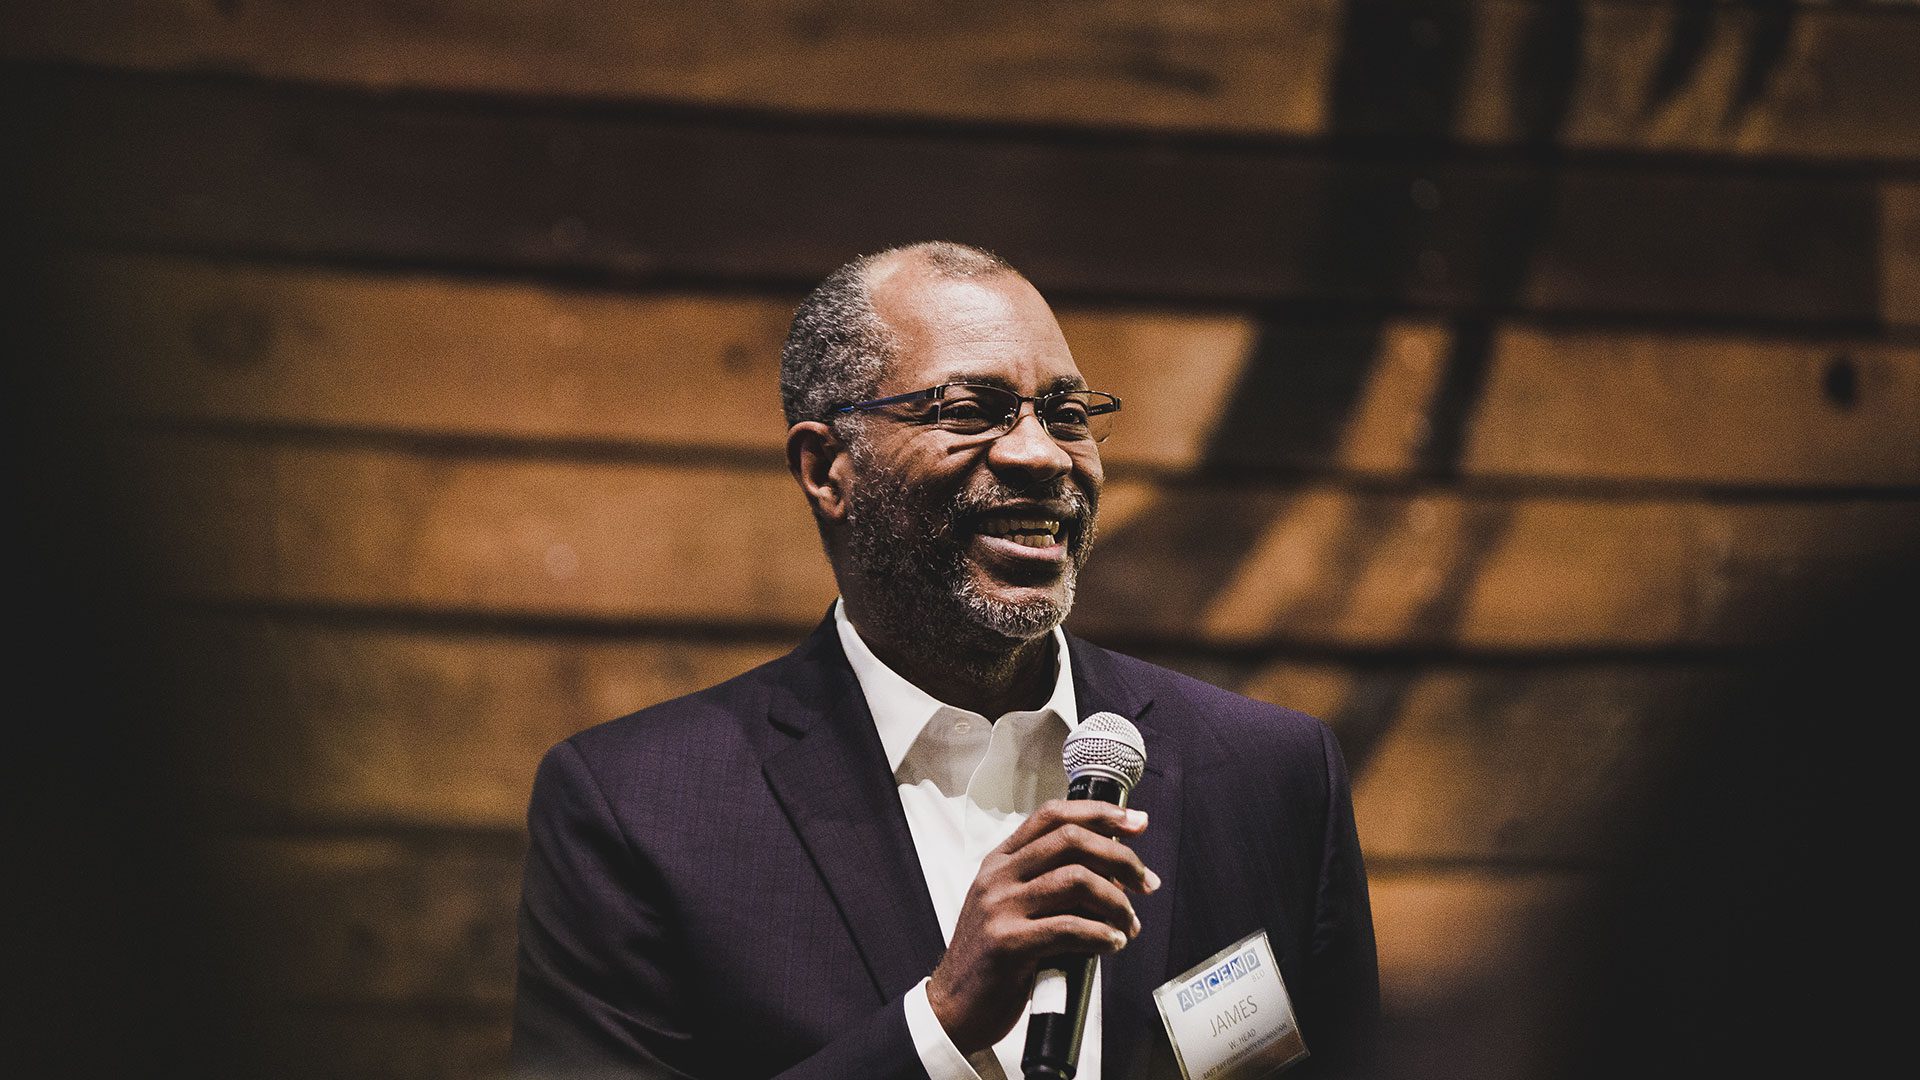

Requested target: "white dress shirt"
[{"left": 834, "top": 600, "right": 1103, "bottom": 1080}]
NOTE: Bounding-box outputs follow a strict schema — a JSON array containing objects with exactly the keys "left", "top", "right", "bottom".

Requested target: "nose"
[{"left": 986, "top": 401, "right": 1075, "bottom": 487}]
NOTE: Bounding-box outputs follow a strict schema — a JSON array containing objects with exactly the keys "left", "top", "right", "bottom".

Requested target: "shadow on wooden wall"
[{"left": 4, "top": 1, "right": 1917, "bottom": 1077}]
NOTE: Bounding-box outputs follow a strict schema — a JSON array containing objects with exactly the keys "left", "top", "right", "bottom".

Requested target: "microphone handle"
[
  {"left": 1022, "top": 772, "right": 1131, "bottom": 1080},
  {"left": 1067, "top": 773, "right": 1128, "bottom": 806}
]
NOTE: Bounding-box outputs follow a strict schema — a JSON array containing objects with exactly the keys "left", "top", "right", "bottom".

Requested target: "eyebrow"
[{"left": 946, "top": 373, "right": 1090, "bottom": 394}]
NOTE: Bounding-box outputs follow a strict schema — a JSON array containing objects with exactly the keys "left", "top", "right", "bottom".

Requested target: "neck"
[{"left": 846, "top": 602, "right": 1059, "bottom": 718}]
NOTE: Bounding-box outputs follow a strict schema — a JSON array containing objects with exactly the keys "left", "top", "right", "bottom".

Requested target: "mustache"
[{"left": 949, "top": 477, "right": 1096, "bottom": 533}]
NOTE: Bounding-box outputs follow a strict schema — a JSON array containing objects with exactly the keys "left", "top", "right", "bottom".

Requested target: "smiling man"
[{"left": 511, "top": 243, "right": 1378, "bottom": 1080}]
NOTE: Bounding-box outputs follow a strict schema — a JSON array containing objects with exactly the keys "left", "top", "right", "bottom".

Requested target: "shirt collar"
[{"left": 834, "top": 598, "right": 1079, "bottom": 773}]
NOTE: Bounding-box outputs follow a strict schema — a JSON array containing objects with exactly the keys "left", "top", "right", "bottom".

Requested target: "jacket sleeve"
[
  {"left": 509, "top": 739, "right": 930, "bottom": 1080},
  {"left": 1296, "top": 720, "right": 1382, "bottom": 1079}
]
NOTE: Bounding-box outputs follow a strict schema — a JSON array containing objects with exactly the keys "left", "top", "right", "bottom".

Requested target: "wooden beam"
[
  {"left": 213, "top": 833, "right": 522, "bottom": 1006},
  {"left": 174, "top": 616, "right": 792, "bottom": 829},
  {"left": 1887, "top": 182, "right": 1920, "bottom": 330},
  {"left": 123, "top": 437, "right": 1920, "bottom": 650},
  {"left": 1245, "top": 662, "right": 1737, "bottom": 863},
  {"left": 8, "top": 1, "right": 1918, "bottom": 163},
  {"left": 12, "top": 69, "right": 1904, "bottom": 325},
  {"left": 208, "top": 829, "right": 1585, "bottom": 1079},
  {"left": 55, "top": 254, "right": 1920, "bottom": 485},
  {"left": 164, "top": 617, "right": 1733, "bottom": 863},
  {"left": 1085, "top": 484, "right": 1920, "bottom": 650}
]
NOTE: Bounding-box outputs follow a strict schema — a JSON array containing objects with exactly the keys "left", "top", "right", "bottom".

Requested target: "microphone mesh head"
[{"left": 1063, "top": 712, "right": 1146, "bottom": 790}]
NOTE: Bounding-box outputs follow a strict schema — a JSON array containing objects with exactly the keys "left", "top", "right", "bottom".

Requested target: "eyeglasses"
[{"left": 830, "top": 383, "right": 1122, "bottom": 444}]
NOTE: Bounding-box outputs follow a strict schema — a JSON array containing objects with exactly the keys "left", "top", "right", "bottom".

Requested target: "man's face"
[{"left": 838, "top": 269, "right": 1103, "bottom": 647}]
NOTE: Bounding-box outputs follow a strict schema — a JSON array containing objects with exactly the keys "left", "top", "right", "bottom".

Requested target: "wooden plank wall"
[{"left": 8, "top": 2, "right": 1920, "bottom": 1077}]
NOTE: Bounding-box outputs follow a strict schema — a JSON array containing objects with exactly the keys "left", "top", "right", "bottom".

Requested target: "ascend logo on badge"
[{"left": 1175, "top": 946, "right": 1262, "bottom": 1011}]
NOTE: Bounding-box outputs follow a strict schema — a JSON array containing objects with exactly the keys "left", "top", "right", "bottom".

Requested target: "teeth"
[
  {"left": 979, "top": 517, "right": 1062, "bottom": 539},
  {"left": 977, "top": 515, "right": 1065, "bottom": 549}
]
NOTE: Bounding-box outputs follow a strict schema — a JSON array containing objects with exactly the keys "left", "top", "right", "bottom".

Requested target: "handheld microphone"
[{"left": 1022, "top": 712, "right": 1147, "bottom": 1080}]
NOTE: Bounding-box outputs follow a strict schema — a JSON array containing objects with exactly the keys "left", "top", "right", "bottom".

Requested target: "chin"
[{"left": 955, "top": 578, "right": 1075, "bottom": 642}]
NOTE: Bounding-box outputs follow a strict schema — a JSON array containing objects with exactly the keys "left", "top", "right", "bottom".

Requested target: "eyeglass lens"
[{"left": 936, "top": 385, "right": 1115, "bottom": 442}]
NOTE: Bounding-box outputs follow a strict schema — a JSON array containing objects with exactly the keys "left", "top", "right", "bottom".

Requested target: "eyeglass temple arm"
[{"left": 832, "top": 387, "right": 944, "bottom": 414}]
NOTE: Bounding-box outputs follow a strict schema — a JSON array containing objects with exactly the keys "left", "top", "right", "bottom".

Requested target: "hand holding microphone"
[{"left": 925, "top": 713, "right": 1153, "bottom": 1073}]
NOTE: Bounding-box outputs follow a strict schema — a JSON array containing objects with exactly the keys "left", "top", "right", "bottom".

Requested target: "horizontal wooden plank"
[
  {"left": 215, "top": 838, "right": 1587, "bottom": 1004},
  {"left": 127, "top": 439, "right": 839, "bottom": 623},
  {"left": 164, "top": 615, "right": 1729, "bottom": 862},
  {"left": 211, "top": 830, "right": 1583, "bottom": 1078},
  {"left": 174, "top": 617, "right": 790, "bottom": 828},
  {"left": 55, "top": 254, "right": 1920, "bottom": 485},
  {"left": 124, "top": 438, "right": 1920, "bottom": 650},
  {"left": 12, "top": 69, "right": 1906, "bottom": 325},
  {"left": 1888, "top": 182, "right": 1920, "bottom": 330},
  {"left": 1246, "top": 663, "right": 1734, "bottom": 863},
  {"left": 1087, "top": 484, "right": 1920, "bottom": 650},
  {"left": 213, "top": 834, "right": 522, "bottom": 1006},
  {"left": 7, "top": 1, "right": 1918, "bottom": 163}
]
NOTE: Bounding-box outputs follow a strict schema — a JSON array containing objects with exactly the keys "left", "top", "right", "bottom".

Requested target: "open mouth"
[{"left": 976, "top": 515, "right": 1065, "bottom": 549}]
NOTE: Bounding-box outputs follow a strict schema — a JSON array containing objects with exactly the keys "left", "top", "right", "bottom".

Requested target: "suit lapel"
[
  {"left": 1071, "top": 637, "right": 1186, "bottom": 1080},
  {"left": 758, "top": 622, "right": 1188, "bottom": 1070},
  {"left": 759, "top": 620, "right": 948, "bottom": 1001}
]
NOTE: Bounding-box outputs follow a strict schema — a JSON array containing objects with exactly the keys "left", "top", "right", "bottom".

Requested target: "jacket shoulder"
[
  {"left": 1084, "top": 642, "right": 1339, "bottom": 782},
  {"left": 1098, "top": 646, "right": 1328, "bottom": 737},
  {"left": 572, "top": 653, "right": 781, "bottom": 751},
  {"left": 536, "top": 647, "right": 800, "bottom": 815}
]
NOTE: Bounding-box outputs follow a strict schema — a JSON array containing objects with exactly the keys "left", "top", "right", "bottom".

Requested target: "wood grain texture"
[
  {"left": 172, "top": 615, "right": 791, "bottom": 828},
  {"left": 12, "top": 69, "right": 1898, "bottom": 325},
  {"left": 220, "top": 837, "right": 1579, "bottom": 1010},
  {"left": 209, "top": 829, "right": 1583, "bottom": 1079},
  {"left": 124, "top": 437, "right": 1920, "bottom": 649},
  {"left": 56, "top": 253, "right": 1920, "bottom": 485},
  {"left": 163, "top": 614, "right": 1730, "bottom": 861},
  {"left": 1886, "top": 182, "right": 1920, "bottom": 328},
  {"left": 1078, "top": 487, "right": 1920, "bottom": 650},
  {"left": 7, "top": 1, "right": 1902, "bottom": 1070},
  {"left": 1247, "top": 662, "right": 1734, "bottom": 863},
  {"left": 7, "top": 0, "right": 1918, "bottom": 162},
  {"left": 215, "top": 833, "right": 522, "bottom": 1007},
  {"left": 124, "top": 437, "right": 839, "bottom": 622}
]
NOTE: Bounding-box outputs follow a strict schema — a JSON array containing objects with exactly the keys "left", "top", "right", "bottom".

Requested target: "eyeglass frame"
[{"left": 827, "top": 382, "right": 1123, "bottom": 444}]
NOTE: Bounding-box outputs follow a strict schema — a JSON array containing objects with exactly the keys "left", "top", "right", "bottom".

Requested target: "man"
[{"left": 512, "top": 243, "right": 1378, "bottom": 1080}]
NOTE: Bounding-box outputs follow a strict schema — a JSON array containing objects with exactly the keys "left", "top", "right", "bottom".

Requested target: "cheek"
[{"left": 1077, "top": 461, "right": 1103, "bottom": 505}]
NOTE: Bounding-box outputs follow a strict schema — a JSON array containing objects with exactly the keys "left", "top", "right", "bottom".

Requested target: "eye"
[
  {"left": 935, "top": 397, "right": 997, "bottom": 433},
  {"left": 1044, "top": 396, "right": 1093, "bottom": 435}
]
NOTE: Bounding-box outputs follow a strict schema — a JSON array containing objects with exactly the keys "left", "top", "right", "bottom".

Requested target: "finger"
[
  {"left": 1002, "top": 913, "right": 1133, "bottom": 958},
  {"left": 993, "top": 799, "right": 1147, "bottom": 857},
  {"left": 1022, "top": 863, "right": 1140, "bottom": 937},
  {"left": 1005, "top": 822, "right": 1156, "bottom": 894}
]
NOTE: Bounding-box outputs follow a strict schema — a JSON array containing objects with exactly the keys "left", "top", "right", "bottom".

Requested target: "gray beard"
[
  {"left": 840, "top": 446, "right": 1095, "bottom": 677},
  {"left": 953, "top": 570, "right": 1076, "bottom": 641}
]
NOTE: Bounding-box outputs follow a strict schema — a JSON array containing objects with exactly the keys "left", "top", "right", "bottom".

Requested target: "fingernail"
[
  {"left": 1145, "top": 867, "right": 1162, "bottom": 892},
  {"left": 1130, "top": 912, "right": 1142, "bottom": 935},
  {"left": 1124, "top": 809, "right": 1147, "bottom": 829},
  {"left": 1109, "top": 928, "right": 1129, "bottom": 950}
]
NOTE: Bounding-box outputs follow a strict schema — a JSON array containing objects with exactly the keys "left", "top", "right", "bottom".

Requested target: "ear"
[{"left": 787, "top": 420, "right": 853, "bottom": 523}]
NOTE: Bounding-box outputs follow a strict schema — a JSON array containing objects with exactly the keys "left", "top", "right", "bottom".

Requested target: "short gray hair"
[{"left": 779, "top": 242, "right": 1017, "bottom": 427}]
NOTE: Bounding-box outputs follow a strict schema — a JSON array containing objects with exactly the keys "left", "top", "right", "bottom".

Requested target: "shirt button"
[{"left": 953, "top": 721, "right": 972, "bottom": 734}]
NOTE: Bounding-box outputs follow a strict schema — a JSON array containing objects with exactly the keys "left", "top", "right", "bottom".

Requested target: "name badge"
[{"left": 1152, "top": 929, "right": 1306, "bottom": 1080}]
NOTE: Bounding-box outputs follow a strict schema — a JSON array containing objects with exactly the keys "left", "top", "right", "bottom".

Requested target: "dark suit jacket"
[{"left": 512, "top": 617, "right": 1378, "bottom": 1080}]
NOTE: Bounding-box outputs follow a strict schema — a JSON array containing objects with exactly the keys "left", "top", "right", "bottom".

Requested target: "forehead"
[{"left": 866, "top": 267, "right": 1085, "bottom": 395}]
